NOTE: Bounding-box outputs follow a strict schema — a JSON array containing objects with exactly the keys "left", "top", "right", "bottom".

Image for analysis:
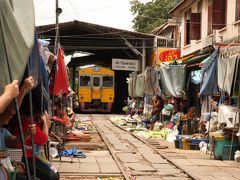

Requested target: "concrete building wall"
[{"left": 179, "top": 0, "right": 240, "bottom": 56}]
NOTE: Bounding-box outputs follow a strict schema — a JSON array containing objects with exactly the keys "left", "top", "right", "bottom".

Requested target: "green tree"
[{"left": 130, "top": 0, "right": 179, "bottom": 33}]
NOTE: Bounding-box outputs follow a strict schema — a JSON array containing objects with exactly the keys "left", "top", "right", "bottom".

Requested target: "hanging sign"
[
  {"left": 151, "top": 48, "right": 181, "bottom": 64},
  {"left": 112, "top": 58, "right": 139, "bottom": 71}
]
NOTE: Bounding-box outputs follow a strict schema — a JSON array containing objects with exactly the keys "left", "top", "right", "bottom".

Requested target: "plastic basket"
[
  {"left": 7, "top": 149, "right": 22, "bottom": 162},
  {"left": 191, "top": 139, "right": 208, "bottom": 145}
]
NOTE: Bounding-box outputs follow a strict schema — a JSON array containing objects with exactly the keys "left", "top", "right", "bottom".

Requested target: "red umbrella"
[{"left": 53, "top": 47, "right": 69, "bottom": 95}]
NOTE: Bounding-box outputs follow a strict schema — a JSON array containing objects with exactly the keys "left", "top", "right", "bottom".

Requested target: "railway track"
[
  {"left": 93, "top": 114, "right": 193, "bottom": 180},
  {"left": 57, "top": 114, "right": 194, "bottom": 179}
]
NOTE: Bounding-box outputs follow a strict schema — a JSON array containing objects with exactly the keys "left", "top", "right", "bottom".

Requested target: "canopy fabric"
[
  {"left": 0, "top": 0, "right": 35, "bottom": 94},
  {"left": 128, "top": 72, "right": 137, "bottom": 97},
  {"left": 159, "top": 64, "right": 186, "bottom": 98},
  {"left": 144, "top": 67, "right": 156, "bottom": 96},
  {"left": 53, "top": 47, "right": 69, "bottom": 96},
  {"left": 199, "top": 49, "right": 219, "bottom": 96},
  {"left": 182, "top": 54, "right": 209, "bottom": 65},
  {"left": 218, "top": 46, "right": 240, "bottom": 96},
  {"left": 135, "top": 74, "right": 145, "bottom": 97}
]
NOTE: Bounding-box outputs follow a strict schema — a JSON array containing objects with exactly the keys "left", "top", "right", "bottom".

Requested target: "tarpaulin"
[
  {"left": 0, "top": 0, "right": 35, "bottom": 94},
  {"left": 159, "top": 64, "right": 186, "bottom": 98},
  {"left": 218, "top": 46, "right": 240, "bottom": 95},
  {"left": 53, "top": 47, "right": 69, "bottom": 95},
  {"left": 28, "top": 33, "right": 41, "bottom": 86},
  {"left": 199, "top": 49, "right": 219, "bottom": 96}
]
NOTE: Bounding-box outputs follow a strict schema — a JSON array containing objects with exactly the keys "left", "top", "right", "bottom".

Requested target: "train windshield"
[
  {"left": 80, "top": 76, "right": 90, "bottom": 87},
  {"left": 93, "top": 77, "right": 100, "bottom": 87},
  {"left": 103, "top": 76, "right": 113, "bottom": 87}
]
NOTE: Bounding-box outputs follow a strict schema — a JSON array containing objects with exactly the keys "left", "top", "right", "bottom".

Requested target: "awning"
[{"left": 181, "top": 54, "right": 209, "bottom": 65}]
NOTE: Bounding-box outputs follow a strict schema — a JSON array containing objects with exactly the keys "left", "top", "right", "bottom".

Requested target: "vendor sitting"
[{"left": 150, "top": 95, "right": 164, "bottom": 130}]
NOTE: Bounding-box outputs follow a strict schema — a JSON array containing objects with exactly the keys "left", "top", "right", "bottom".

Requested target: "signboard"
[
  {"left": 151, "top": 48, "right": 181, "bottom": 64},
  {"left": 112, "top": 58, "right": 139, "bottom": 71}
]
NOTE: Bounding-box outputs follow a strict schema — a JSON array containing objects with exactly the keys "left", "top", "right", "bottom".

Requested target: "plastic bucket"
[{"left": 222, "top": 145, "right": 240, "bottom": 160}]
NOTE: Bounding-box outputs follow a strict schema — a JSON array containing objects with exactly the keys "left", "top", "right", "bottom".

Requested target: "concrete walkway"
[{"left": 156, "top": 139, "right": 240, "bottom": 180}]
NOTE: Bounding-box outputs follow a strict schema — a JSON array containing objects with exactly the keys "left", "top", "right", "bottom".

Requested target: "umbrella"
[
  {"left": 53, "top": 47, "right": 69, "bottom": 95},
  {"left": 0, "top": 0, "right": 35, "bottom": 94}
]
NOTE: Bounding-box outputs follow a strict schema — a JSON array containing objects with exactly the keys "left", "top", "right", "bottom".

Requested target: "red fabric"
[
  {"left": 10, "top": 117, "right": 48, "bottom": 158},
  {"left": 53, "top": 47, "right": 69, "bottom": 95}
]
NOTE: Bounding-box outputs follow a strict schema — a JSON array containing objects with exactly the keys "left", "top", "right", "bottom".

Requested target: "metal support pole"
[
  {"left": 54, "top": 0, "right": 59, "bottom": 54},
  {"left": 28, "top": 65, "right": 36, "bottom": 180},
  {"left": 142, "top": 40, "right": 146, "bottom": 73}
]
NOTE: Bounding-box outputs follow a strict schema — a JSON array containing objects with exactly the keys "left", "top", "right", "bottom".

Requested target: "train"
[{"left": 78, "top": 66, "right": 114, "bottom": 112}]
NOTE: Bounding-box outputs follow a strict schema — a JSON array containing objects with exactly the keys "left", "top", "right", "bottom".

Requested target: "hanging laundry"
[{"left": 199, "top": 49, "right": 219, "bottom": 96}]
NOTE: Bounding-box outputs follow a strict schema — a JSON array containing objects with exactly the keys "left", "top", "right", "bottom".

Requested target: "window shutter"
[
  {"left": 236, "top": 0, "right": 240, "bottom": 21},
  {"left": 190, "top": 13, "right": 201, "bottom": 40},
  {"left": 212, "top": 0, "right": 226, "bottom": 29}
]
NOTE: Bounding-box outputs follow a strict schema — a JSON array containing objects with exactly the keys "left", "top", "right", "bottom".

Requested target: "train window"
[
  {"left": 80, "top": 76, "right": 90, "bottom": 86},
  {"left": 103, "top": 76, "right": 113, "bottom": 87},
  {"left": 93, "top": 77, "right": 100, "bottom": 86}
]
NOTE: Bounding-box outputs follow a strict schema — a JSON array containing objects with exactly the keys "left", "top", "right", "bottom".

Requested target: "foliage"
[{"left": 130, "top": 0, "right": 179, "bottom": 33}]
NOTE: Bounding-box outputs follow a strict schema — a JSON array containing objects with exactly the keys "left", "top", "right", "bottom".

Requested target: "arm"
[
  {"left": 0, "top": 80, "right": 19, "bottom": 113},
  {"left": 0, "top": 77, "right": 34, "bottom": 126},
  {"left": 41, "top": 112, "right": 50, "bottom": 137},
  {"left": 6, "top": 124, "right": 36, "bottom": 147}
]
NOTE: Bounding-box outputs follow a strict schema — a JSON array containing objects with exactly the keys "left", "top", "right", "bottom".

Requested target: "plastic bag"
[{"left": 234, "top": 150, "right": 240, "bottom": 162}]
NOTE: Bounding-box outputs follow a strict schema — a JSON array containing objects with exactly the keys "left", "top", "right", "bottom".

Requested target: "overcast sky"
[{"left": 34, "top": 0, "right": 151, "bottom": 31}]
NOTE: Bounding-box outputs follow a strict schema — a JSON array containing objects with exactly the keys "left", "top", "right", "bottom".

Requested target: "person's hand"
[
  {"left": 21, "top": 76, "right": 34, "bottom": 93},
  {"left": 41, "top": 111, "right": 51, "bottom": 128},
  {"left": 4, "top": 80, "right": 19, "bottom": 98},
  {"left": 27, "top": 124, "right": 36, "bottom": 136}
]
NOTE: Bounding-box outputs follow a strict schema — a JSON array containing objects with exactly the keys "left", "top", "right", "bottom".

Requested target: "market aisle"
[{"left": 93, "top": 114, "right": 191, "bottom": 180}]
